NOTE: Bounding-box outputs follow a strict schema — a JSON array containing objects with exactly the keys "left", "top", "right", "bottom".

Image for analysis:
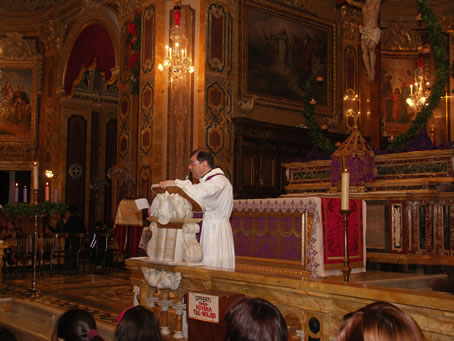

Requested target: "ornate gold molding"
[
  {"left": 112, "top": 0, "right": 141, "bottom": 18},
  {"left": 281, "top": 0, "right": 312, "bottom": 12},
  {"left": 0, "top": 33, "right": 40, "bottom": 61},
  {"left": 0, "top": 0, "right": 65, "bottom": 11},
  {"left": 338, "top": 4, "right": 361, "bottom": 42},
  {"left": 381, "top": 22, "right": 419, "bottom": 51},
  {"left": 441, "top": 15, "right": 454, "bottom": 32}
]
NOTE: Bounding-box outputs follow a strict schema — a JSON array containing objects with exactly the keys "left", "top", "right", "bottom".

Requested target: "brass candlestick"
[
  {"left": 340, "top": 209, "right": 351, "bottom": 282},
  {"left": 28, "top": 189, "right": 40, "bottom": 298}
]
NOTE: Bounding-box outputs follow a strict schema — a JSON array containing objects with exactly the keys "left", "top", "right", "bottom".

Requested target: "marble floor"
[{"left": 0, "top": 270, "right": 133, "bottom": 325}]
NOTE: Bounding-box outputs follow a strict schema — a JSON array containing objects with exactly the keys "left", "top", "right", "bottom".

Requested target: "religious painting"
[
  {"left": 0, "top": 61, "right": 37, "bottom": 143},
  {"left": 239, "top": 0, "right": 335, "bottom": 115},
  {"left": 380, "top": 53, "right": 419, "bottom": 137}
]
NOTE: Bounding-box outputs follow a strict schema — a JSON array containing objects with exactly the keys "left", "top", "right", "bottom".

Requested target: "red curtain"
[
  {"left": 115, "top": 225, "right": 143, "bottom": 257},
  {"left": 64, "top": 24, "right": 115, "bottom": 95}
]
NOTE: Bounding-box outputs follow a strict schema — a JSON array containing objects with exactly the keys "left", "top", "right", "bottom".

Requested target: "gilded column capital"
[
  {"left": 40, "top": 19, "right": 64, "bottom": 54},
  {"left": 338, "top": 4, "right": 361, "bottom": 42}
]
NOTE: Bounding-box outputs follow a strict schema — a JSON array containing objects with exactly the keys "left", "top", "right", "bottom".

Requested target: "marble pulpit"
[{"left": 143, "top": 185, "right": 204, "bottom": 265}]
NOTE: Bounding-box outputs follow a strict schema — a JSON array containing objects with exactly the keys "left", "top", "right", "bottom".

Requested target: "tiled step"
[{"left": 0, "top": 297, "right": 115, "bottom": 341}]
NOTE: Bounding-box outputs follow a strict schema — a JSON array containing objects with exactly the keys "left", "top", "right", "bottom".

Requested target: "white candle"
[
  {"left": 32, "top": 161, "right": 39, "bottom": 190},
  {"left": 341, "top": 170, "right": 350, "bottom": 210},
  {"left": 45, "top": 182, "right": 49, "bottom": 201},
  {"left": 410, "top": 84, "right": 413, "bottom": 95},
  {"left": 14, "top": 183, "right": 19, "bottom": 202},
  {"left": 23, "top": 186, "right": 28, "bottom": 203},
  {"left": 54, "top": 188, "right": 58, "bottom": 203}
]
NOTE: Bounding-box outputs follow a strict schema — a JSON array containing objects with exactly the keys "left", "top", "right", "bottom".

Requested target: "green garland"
[
  {"left": 389, "top": 0, "right": 450, "bottom": 150},
  {"left": 1, "top": 202, "right": 67, "bottom": 218},
  {"left": 301, "top": 79, "right": 336, "bottom": 154}
]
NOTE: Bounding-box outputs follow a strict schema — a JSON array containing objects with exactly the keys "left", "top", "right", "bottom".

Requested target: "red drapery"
[
  {"left": 115, "top": 225, "right": 143, "bottom": 257},
  {"left": 64, "top": 24, "right": 115, "bottom": 95},
  {"left": 321, "top": 198, "right": 364, "bottom": 269}
]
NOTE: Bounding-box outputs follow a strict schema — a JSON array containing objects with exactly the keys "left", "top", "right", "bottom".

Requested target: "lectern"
[{"left": 145, "top": 185, "right": 204, "bottom": 264}]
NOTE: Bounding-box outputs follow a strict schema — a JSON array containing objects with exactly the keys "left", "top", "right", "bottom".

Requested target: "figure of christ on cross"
[{"left": 346, "top": 0, "right": 383, "bottom": 83}]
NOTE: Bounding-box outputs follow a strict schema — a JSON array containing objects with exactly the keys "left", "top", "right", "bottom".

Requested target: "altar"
[{"left": 231, "top": 197, "right": 366, "bottom": 278}]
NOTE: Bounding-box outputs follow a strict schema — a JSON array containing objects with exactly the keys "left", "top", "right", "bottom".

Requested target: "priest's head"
[{"left": 189, "top": 149, "right": 214, "bottom": 180}]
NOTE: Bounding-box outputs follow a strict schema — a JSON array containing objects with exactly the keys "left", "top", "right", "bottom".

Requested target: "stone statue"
[
  {"left": 182, "top": 223, "right": 203, "bottom": 262},
  {"left": 142, "top": 267, "right": 182, "bottom": 290},
  {"left": 346, "top": 0, "right": 383, "bottom": 82}
]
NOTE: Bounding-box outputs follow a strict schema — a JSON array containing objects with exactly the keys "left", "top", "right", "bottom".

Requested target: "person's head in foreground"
[
  {"left": 114, "top": 305, "right": 162, "bottom": 341},
  {"left": 54, "top": 308, "right": 103, "bottom": 341},
  {"left": 0, "top": 326, "right": 17, "bottom": 341},
  {"left": 337, "top": 301, "right": 425, "bottom": 341},
  {"left": 224, "top": 298, "right": 288, "bottom": 341}
]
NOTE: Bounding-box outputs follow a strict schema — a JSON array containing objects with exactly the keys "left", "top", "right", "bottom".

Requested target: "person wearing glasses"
[{"left": 159, "top": 148, "right": 235, "bottom": 270}]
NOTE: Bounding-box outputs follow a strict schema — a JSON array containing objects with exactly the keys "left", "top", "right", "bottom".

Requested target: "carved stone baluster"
[
  {"left": 172, "top": 302, "right": 186, "bottom": 339},
  {"left": 159, "top": 299, "right": 172, "bottom": 335},
  {"left": 296, "top": 329, "right": 305, "bottom": 341}
]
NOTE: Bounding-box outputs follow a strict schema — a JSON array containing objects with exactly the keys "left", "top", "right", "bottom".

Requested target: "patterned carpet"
[{"left": 0, "top": 269, "right": 133, "bottom": 325}]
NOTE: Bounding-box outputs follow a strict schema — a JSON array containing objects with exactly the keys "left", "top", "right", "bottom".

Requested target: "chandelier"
[
  {"left": 158, "top": 0, "right": 194, "bottom": 83},
  {"left": 406, "top": 14, "right": 431, "bottom": 114}
]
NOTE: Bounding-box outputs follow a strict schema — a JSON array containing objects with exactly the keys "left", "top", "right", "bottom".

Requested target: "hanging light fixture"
[
  {"left": 406, "top": 13, "right": 431, "bottom": 114},
  {"left": 158, "top": 0, "right": 194, "bottom": 83}
]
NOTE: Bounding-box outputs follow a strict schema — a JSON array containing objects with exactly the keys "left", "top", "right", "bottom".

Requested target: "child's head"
[
  {"left": 115, "top": 305, "right": 161, "bottom": 341},
  {"left": 54, "top": 309, "right": 103, "bottom": 341}
]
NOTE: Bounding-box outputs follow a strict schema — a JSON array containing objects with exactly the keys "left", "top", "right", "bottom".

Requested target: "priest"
[{"left": 159, "top": 149, "right": 235, "bottom": 270}]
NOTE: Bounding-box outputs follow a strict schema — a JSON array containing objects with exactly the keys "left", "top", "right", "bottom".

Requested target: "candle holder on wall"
[{"left": 339, "top": 209, "right": 351, "bottom": 282}]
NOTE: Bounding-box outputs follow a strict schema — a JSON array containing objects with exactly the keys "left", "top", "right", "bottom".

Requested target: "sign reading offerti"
[{"left": 188, "top": 292, "right": 219, "bottom": 323}]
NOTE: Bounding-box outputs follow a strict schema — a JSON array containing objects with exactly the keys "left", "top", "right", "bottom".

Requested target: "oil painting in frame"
[
  {"left": 380, "top": 52, "right": 419, "bottom": 137},
  {"left": 239, "top": 0, "right": 335, "bottom": 115},
  {"left": 0, "top": 60, "right": 37, "bottom": 143}
]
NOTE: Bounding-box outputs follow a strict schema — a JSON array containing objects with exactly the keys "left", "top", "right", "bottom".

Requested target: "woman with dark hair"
[
  {"left": 337, "top": 301, "right": 425, "bottom": 341},
  {"left": 53, "top": 308, "right": 104, "bottom": 341},
  {"left": 224, "top": 298, "right": 288, "bottom": 341},
  {"left": 115, "top": 305, "right": 161, "bottom": 341}
]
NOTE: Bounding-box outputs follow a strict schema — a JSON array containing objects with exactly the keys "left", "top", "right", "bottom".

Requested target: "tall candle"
[
  {"left": 32, "top": 161, "right": 39, "bottom": 190},
  {"left": 14, "top": 183, "right": 19, "bottom": 202},
  {"left": 45, "top": 182, "right": 50, "bottom": 201},
  {"left": 341, "top": 170, "right": 350, "bottom": 210},
  {"left": 23, "top": 186, "right": 28, "bottom": 203},
  {"left": 54, "top": 188, "right": 58, "bottom": 203}
]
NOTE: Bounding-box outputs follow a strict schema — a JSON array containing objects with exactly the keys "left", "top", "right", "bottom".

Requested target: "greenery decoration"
[
  {"left": 389, "top": 0, "right": 450, "bottom": 150},
  {"left": 301, "top": 79, "right": 336, "bottom": 154},
  {"left": 0, "top": 202, "right": 67, "bottom": 218},
  {"left": 127, "top": 10, "right": 141, "bottom": 95}
]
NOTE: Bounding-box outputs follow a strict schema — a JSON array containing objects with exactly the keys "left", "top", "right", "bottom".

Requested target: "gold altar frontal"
[{"left": 126, "top": 258, "right": 454, "bottom": 341}]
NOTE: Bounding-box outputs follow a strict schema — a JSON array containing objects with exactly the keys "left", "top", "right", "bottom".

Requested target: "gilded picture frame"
[
  {"left": 239, "top": 0, "right": 336, "bottom": 115},
  {"left": 380, "top": 51, "right": 420, "bottom": 137},
  {"left": 0, "top": 59, "right": 38, "bottom": 143}
]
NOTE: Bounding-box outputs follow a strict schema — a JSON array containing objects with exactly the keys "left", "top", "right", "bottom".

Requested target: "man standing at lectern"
[{"left": 159, "top": 149, "right": 235, "bottom": 270}]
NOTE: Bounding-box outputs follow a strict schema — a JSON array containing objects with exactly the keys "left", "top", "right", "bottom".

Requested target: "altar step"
[
  {"left": 0, "top": 297, "right": 115, "bottom": 341},
  {"left": 352, "top": 272, "right": 448, "bottom": 290}
]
